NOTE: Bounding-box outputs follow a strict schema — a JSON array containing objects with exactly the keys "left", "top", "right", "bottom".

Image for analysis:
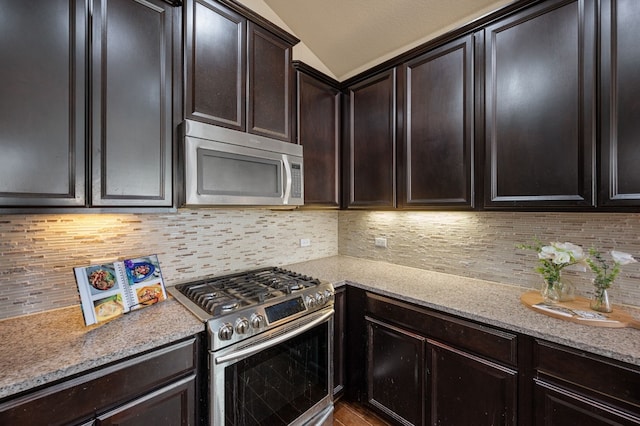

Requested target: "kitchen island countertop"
[
  {"left": 286, "top": 256, "right": 640, "bottom": 367},
  {"left": 0, "top": 298, "right": 204, "bottom": 400}
]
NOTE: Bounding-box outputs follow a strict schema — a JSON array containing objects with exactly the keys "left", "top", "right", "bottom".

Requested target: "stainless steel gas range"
[{"left": 169, "top": 267, "right": 334, "bottom": 426}]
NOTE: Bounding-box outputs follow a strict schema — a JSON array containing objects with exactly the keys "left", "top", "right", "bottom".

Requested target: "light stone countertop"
[
  {"left": 285, "top": 255, "right": 640, "bottom": 367},
  {"left": 2, "top": 255, "right": 638, "bottom": 402},
  {"left": 0, "top": 298, "right": 204, "bottom": 400}
]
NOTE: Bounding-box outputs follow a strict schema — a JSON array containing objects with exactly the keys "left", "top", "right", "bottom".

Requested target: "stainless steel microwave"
[{"left": 181, "top": 120, "right": 303, "bottom": 207}]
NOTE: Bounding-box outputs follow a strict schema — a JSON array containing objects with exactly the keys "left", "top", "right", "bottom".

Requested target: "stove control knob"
[
  {"left": 316, "top": 292, "right": 326, "bottom": 305},
  {"left": 251, "top": 314, "right": 265, "bottom": 329},
  {"left": 218, "top": 323, "right": 234, "bottom": 340},
  {"left": 305, "top": 295, "right": 316, "bottom": 308},
  {"left": 324, "top": 289, "right": 333, "bottom": 301},
  {"left": 235, "top": 318, "right": 249, "bottom": 334}
]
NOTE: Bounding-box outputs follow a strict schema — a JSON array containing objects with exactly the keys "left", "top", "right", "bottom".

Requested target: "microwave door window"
[{"left": 197, "top": 150, "right": 283, "bottom": 198}]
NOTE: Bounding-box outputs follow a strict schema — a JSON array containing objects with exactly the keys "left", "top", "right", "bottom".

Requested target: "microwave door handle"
[
  {"left": 282, "top": 156, "right": 292, "bottom": 204},
  {"left": 214, "top": 309, "right": 333, "bottom": 365}
]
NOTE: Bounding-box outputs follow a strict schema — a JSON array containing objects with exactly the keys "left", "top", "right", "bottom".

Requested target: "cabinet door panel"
[
  {"left": 484, "top": 0, "right": 596, "bottom": 208},
  {"left": 96, "top": 374, "right": 196, "bottom": 426},
  {"left": 534, "top": 380, "right": 640, "bottom": 426},
  {"left": 0, "top": 0, "right": 86, "bottom": 206},
  {"left": 428, "top": 340, "right": 517, "bottom": 425},
  {"left": 366, "top": 316, "right": 425, "bottom": 426},
  {"left": 186, "top": 0, "right": 246, "bottom": 130},
  {"left": 600, "top": 0, "right": 640, "bottom": 206},
  {"left": 91, "top": 0, "right": 173, "bottom": 206},
  {"left": 401, "top": 35, "right": 474, "bottom": 208},
  {"left": 296, "top": 69, "right": 340, "bottom": 207},
  {"left": 346, "top": 70, "right": 396, "bottom": 208},
  {"left": 248, "top": 23, "right": 293, "bottom": 142}
]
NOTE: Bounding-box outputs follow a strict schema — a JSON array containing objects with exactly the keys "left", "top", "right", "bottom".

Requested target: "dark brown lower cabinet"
[
  {"left": 333, "top": 286, "right": 346, "bottom": 398},
  {"left": 95, "top": 374, "right": 195, "bottom": 425},
  {"left": 0, "top": 336, "right": 202, "bottom": 426},
  {"left": 363, "top": 292, "right": 517, "bottom": 426},
  {"left": 428, "top": 340, "right": 517, "bottom": 425},
  {"left": 346, "top": 287, "right": 640, "bottom": 426},
  {"left": 366, "top": 316, "right": 425, "bottom": 426},
  {"left": 534, "top": 380, "right": 640, "bottom": 425},
  {"left": 533, "top": 340, "right": 640, "bottom": 425}
]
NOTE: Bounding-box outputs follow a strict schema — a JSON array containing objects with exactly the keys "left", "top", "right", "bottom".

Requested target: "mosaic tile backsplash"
[
  {"left": 0, "top": 210, "right": 338, "bottom": 320},
  {"left": 339, "top": 211, "right": 640, "bottom": 308},
  {"left": 3, "top": 209, "right": 640, "bottom": 320}
]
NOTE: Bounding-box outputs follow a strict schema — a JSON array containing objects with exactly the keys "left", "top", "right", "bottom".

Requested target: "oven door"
[{"left": 211, "top": 307, "right": 333, "bottom": 426}]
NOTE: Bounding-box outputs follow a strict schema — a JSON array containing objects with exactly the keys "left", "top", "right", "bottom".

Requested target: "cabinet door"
[
  {"left": 366, "top": 316, "right": 425, "bottom": 426},
  {"left": 91, "top": 0, "right": 174, "bottom": 206},
  {"left": 534, "top": 380, "right": 640, "bottom": 426},
  {"left": 345, "top": 70, "right": 397, "bottom": 208},
  {"left": 600, "top": 0, "right": 640, "bottom": 207},
  {"left": 484, "top": 0, "right": 596, "bottom": 209},
  {"left": 185, "top": 0, "right": 246, "bottom": 130},
  {"left": 0, "top": 0, "right": 86, "bottom": 207},
  {"left": 248, "top": 22, "right": 293, "bottom": 142},
  {"left": 296, "top": 66, "right": 341, "bottom": 207},
  {"left": 95, "top": 375, "right": 196, "bottom": 426},
  {"left": 399, "top": 34, "right": 474, "bottom": 209},
  {"left": 427, "top": 340, "right": 518, "bottom": 425}
]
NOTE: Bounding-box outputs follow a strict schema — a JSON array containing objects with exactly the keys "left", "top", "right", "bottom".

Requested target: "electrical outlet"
[
  {"left": 300, "top": 238, "right": 311, "bottom": 247},
  {"left": 374, "top": 237, "right": 387, "bottom": 248}
]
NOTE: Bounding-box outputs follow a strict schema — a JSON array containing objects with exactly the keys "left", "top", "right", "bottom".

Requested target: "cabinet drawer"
[
  {"left": 0, "top": 337, "right": 199, "bottom": 426},
  {"left": 534, "top": 339, "right": 640, "bottom": 409},
  {"left": 366, "top": 292, "right": 518, "bottom": 366}
]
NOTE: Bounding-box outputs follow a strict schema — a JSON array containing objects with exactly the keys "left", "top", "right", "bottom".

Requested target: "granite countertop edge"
[{"left": 285, "top": 255, "right": 640, "bottom": 367}]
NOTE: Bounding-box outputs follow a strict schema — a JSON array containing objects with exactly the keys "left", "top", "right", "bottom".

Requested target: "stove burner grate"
[{"left": 174, "top": 267, "right": 321, "bottom": 317}]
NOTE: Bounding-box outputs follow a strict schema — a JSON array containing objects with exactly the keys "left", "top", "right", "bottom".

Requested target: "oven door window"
[{"left": 224, "top": 322, "right": 329, "bottom": 426}]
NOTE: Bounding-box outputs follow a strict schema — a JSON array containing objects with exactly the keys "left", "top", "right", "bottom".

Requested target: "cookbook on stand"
[{"left": 73, "top": 254, "right": 167, "bottom": 326}]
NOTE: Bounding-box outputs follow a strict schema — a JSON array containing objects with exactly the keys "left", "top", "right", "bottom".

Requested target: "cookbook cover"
[{"left": 74, "top": 254, "right": 167, "bottom": 326}]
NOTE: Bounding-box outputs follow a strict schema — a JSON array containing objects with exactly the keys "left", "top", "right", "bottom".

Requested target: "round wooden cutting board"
[{"left": 520, "top": 291, "right": 640, "bottom": 329}]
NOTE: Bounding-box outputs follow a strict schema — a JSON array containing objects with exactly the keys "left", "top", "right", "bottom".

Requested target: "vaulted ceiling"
[{"left": 262, "top": 0, "right": 512, "bottom": 80}]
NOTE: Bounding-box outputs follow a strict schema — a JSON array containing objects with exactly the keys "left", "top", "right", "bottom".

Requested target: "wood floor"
[{"left": 334, "top": 399, "right": 392, "bottom": 426}]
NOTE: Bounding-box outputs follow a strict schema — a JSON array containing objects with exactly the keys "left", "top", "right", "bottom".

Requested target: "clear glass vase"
[
  {"left": 541, "top": 277, "right": 575, "bottom": 303},
  {"left": 591, "top": 287, "right": 612, "bottom": 313}
]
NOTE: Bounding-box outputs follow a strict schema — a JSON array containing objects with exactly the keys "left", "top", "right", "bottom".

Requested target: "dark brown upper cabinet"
[
  {"left": 0, "top": 0, "right": 176, "bottom": 210},
  {"left": 484, "top": 0, "right": 597, "bottom": 209},
  {"left": 91, "top": 0, "right": 175, "bottom": 207},
  {"left": 294, "top": 62, "right": 341, "bottom": 208},
  {"left": 185, "top": 0, "right": 245, "bottom": 130},
  {"left": 398, "top": 34, "right": 475, "bottom": 209},
  {"left": 185, "top": 0, "right": 298, "bottom": 142},
  {"left": 0, "top": 0, "right": 86, "bottom": 207},
  {"left": 599, "top": 0, "right": 640, "bottom": 207},
  {"left": 344, "top": 69, "right": 397, "bottom": 209}
]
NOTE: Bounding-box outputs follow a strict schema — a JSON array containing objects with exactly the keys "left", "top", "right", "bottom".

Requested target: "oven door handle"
[{"left": 214, "top": 309, "right": 333, "bottom": 365}]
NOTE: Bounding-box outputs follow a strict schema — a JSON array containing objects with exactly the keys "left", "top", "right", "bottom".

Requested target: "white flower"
[
  {"left": 552, "top": 251, "right": 571, "bottom": 265},
  {"left": 555, "top": 242, "right": 585, "bottom": 261},
  {"left": 611, "top": 250, "right": 637, "bottom": 265},
  {"left": 538, "top": 246, "right": 558, "bottom": 260},
  {"left": 538, "top": 243, "right": 583, "bottom": 265}
]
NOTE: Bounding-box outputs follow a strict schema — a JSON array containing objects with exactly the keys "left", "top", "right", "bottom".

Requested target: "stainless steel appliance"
[
  {"left": 182, "top": 120, "right": 304, "bottom": 207},
  {"left": 169, "top": 267, "right": 334, "bottom": 426}
]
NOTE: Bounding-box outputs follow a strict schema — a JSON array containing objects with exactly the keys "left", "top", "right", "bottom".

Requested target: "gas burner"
[{"left": 220, "top": 301, "right": 239, "bottom": 312}]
